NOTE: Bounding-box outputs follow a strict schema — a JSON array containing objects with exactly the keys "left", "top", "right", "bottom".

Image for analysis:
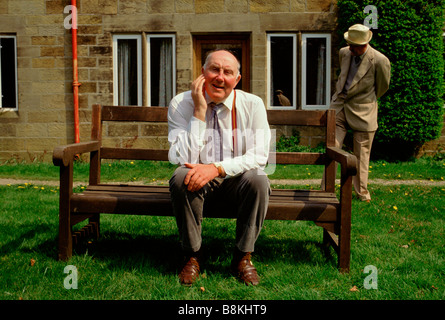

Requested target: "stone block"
[
  {"left": 175, "top": 0, "right": 194, "bottom": 13},
  {"left": 89, "top": 46, "right": 112, "bottom": 56},
  {"left": 118, "top": 0, "right": 147, "bottom": 14},
  {"left": 78, "top": 25, "right": 103, "bottom": 35},
  {"left": 141, "top": 123, "right": 168, "bottom": 137},
  {"left": 31, "top": 36, "right": 56, "bottom": 45},
  {"left": 39, "top": 69, "right": 66, "bottom": 81},
  {"left": 46, "top": 0, "right": 66, "bottom": 14},
  {"left": 250, "top": 0, "right": 290, "bottom": 13},
  {"left": 107, "top": 123, "right": 139, "bottom": 137},
  {"left": 291, "top": 0, "right": 306, "bottom": 12},
  {"left": 26, "top": 137, "right": 60, "bottom": 152},
  {"left": 226, "top": 0, "right": 248, "bottom": 13},
  {"left": 195, "top": 0, "right": 225, "bottom": 14},
  {"left": 78, "top": 57, "right": 97, "bottom": 68},
  {"left": 82, "top": 0, "right": 118, "bottom": 15},
  {"left": 40, "top": 47, "right": 65, "bottom": 57},
  {"left": 77, "top": 35, "right": 97, "bottom": 46},
  {"left": 27, "top": 110, "right": 61, "bottom": 123},
  {"left": 9, "top": 0, "right": 45, "bottom": 14},
  {"left": 307, "top": 0, "right": 332, "bottom": 12},
  {"left": 79, "top": 82, "right": 97, "bottom": 93},
  {"left": 89, "top": 69, "right": 113, "bottom": 81},
  {"left": 0, "top": 124, "right": 17, "bottom": 137},
  {"left": 16, "top": 123, "right": 48, "bottom": 138},
  {"left": 147, "top": 0, "right": 175, "bottom": 13},
  {"left": 0, "top": 138, "right": 25, "bottom": 151}
]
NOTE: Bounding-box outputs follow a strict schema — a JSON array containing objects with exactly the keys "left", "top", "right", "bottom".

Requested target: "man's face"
[
  {"left": 349, "top": 44, "right": 368, "bottom": 56},
  {"left": 202, "top": 51, "right": 241, "bottom": 103}
]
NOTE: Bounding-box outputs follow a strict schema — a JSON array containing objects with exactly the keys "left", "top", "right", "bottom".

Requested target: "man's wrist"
[{"left": 213, "top": 163, "right": 226, "bottom": 178}]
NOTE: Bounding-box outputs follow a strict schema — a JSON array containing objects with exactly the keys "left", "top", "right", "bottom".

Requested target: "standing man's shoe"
[
  {"left": 179, "top": 256, "right": 200, "bottom": 285},
  {"left": 232, "top": 251, "right": 260, "bottom": 286}
]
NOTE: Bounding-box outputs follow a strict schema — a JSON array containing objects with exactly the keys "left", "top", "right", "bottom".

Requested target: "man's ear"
[{"left": 235, "top": 73, "right": 242, "bottom": 86}]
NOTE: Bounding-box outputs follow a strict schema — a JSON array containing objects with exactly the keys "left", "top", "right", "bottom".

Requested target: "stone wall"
[{"left": 0, "top": 0, "right": 339, "bottom": 162}]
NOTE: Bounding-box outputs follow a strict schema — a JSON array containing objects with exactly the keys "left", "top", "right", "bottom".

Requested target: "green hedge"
[{"left": 336, "top": 0, "right": 444, "bottom": 160}]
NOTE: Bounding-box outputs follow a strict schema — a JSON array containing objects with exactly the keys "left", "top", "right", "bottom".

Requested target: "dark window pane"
[
  {"left": 150, "top": 37, "right": 173, "bottom": 107},
  {"left": 117, "top": 39, "right": 138, "bottom": 105},
  {"left": 270, "top": 36, "right": 294, "bottom": 107},
  {"left": 0, "top": 37, "right": 17, "bottom": 109},
  {"left": 305, "top": 37, "right": 327, "bottom": 105}
]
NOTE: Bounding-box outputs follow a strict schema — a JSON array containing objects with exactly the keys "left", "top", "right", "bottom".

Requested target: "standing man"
[
  {"left": 168, "top": 50, "right": 271, "bottom": 285},
  {"left": 329, "top": 24, "right": 391, "bottom": 202}
]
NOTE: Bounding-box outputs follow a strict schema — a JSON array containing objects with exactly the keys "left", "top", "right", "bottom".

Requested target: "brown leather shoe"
[
  {"left": 179, "top": 256, "right": 200, "bottom": 285},
  {"left": 232, "top": 252, "right": 260, "bottom": 286}
]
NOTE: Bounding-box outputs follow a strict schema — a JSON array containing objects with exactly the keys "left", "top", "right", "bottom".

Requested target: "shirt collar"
[
  {"left": 205, "top": 90, "right": 235, "bottom": 111},
  {"left": 356, "top": 46, "right": 369, "bottom": 61}
]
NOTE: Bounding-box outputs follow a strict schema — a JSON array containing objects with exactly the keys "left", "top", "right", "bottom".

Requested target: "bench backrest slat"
[
  {"left": 92, "top": 104, "right": 335, "bottom": 165},
  {"left": 266, "top": 110, "right": 328, "bottom": 126},
  {"left": 101, "top": 147, "right": 169, "bottom": 161}
]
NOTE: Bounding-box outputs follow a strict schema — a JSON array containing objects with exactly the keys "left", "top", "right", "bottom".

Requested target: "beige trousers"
[{"left": 335, "top": 109, "right": 375, "bottom": 201}]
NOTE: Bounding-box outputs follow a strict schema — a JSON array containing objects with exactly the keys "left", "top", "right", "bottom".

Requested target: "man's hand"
[
  {"left": 183, "top": 163, "right": 219, "bottom": 192},
  {"left": 191, "top": 75, "right": 207, "bottom": 121}
]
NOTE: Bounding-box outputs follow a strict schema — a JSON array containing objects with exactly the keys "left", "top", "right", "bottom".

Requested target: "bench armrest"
[
  {"left": 53, "top": 141, "right": 100, "bottom": 167},
  {"left": 326, "top": 146, "right": 357, "bottom": 176}
]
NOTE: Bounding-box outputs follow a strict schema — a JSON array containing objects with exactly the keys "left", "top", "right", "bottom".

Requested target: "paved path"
[{"left": 1, "top": 178, "right": 444, "bottom": 187}]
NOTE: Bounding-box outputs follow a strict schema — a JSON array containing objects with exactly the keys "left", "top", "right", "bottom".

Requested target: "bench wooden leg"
[
  {"left": 58, "top": 207, "right": 72, "bottom": 261},
  {"left": 338, "top": 223, "right": 351, "bottom": 273},
  {"left": 58, "top": 162, "right": 73, "bottom": 261}
]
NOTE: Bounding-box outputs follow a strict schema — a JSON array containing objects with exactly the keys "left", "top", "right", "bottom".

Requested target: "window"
[
  {"left": 147, "top": 35, "right": 175, "bottom": 106},
  {"left": 0, "top": 35, "right": 18, "bottom": 110},
  {"left": 112, "top": 34, "right": 176, "bottom": 107},
  {"left": 113, "top": 35, "right": 142, "bottom": 106},
  {"left": 267, "top": 33, "right": 331, "bottom": 110},
  {"left": 267, "top": 34, "right": 297, "bottom": 109},
  {"left": 302, "top": 34, "right": 331, "bottom": 109}
]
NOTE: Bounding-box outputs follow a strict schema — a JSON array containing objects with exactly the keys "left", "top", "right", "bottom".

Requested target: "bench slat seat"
[
  {"left": 53, "top": 104, "right": 357, "bottom": 272},
  {"left": 70, "top": 185, "right": 339, "bottom": 222}
]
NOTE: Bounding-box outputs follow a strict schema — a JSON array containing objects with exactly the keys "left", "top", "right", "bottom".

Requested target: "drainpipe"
[{"left": 71, "top": 0, "right": 80, "bottom": 143}]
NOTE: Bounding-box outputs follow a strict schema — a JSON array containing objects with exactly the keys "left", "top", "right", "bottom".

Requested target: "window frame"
[
  {"left": 112, "top": 34, "right": 143, "bottom": 106},
  {"left": 0, "top": 35, "right": 18, "bottom": 111},
  {"left": 266, "top": 33, "right": 297, "bottom": 110},
  {"left": 301, "top": 33, "right": 331, "bottom": 110},
  {"left": 146, "top": 34, "right": 176, "bottom": 107}
]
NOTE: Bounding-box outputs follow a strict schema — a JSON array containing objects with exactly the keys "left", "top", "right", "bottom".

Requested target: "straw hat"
[{"left": 344, "top": 24, "right": 373, "bottom": 45}]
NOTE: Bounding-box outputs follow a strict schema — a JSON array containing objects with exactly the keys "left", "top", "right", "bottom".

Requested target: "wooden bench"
[{"left": 53, "top": 104, "right": 357, "bottom": 272}]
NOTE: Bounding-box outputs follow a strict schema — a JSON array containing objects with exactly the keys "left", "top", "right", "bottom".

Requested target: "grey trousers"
[{"left": 169, "top": 167, "right": 270, "bottom": 254}]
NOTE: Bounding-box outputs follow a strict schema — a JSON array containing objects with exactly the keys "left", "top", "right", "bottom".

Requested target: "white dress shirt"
[{"left": 168, "top": 89, "right": 271, "bottom": 178}]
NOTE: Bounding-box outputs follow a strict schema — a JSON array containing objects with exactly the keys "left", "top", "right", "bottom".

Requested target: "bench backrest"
[{"left": 90, "top": 104, "right": 337, "bottom": 190}]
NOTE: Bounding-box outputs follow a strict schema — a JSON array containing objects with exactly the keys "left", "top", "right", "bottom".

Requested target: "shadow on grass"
[
  {"left": 67, "top": 230, "right": 338, "bottom": 276},
  {"left": 0, "top": 224, "right": 58, "bottom": 258}
]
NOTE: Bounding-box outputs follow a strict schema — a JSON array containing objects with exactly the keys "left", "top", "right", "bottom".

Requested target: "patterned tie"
[{"left": 209, "top": 102, "right": 223, "bottom": 162}]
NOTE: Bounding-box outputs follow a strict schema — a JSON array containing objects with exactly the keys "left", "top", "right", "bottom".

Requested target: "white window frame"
[
  {"left": 301, "top": 33, "right": 331, "bottom": 110},
  {"left": 146, "top": 34, "right": 176, "bottom": 107},
  {"left": 0, "top": 35, "right": 18, "bottom": 110},
  {"left": 112, "top": 34, "right": 143, "bottom": 106},
  {"left": 266, "top": 33, "right": 297, "bottom": 110}
]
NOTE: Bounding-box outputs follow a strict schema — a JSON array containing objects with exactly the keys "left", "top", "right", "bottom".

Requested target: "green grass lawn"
[
  {"left": 0, "top": 158, "right": 443, "bottom": 300},
  {"left": 1, "top": 157, "right": 444, "bottom": 183}
]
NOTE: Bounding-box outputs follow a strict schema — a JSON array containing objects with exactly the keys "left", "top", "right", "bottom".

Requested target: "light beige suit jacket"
[{"left": 330, "top": 45, "right": 391, "bottom": 131}]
